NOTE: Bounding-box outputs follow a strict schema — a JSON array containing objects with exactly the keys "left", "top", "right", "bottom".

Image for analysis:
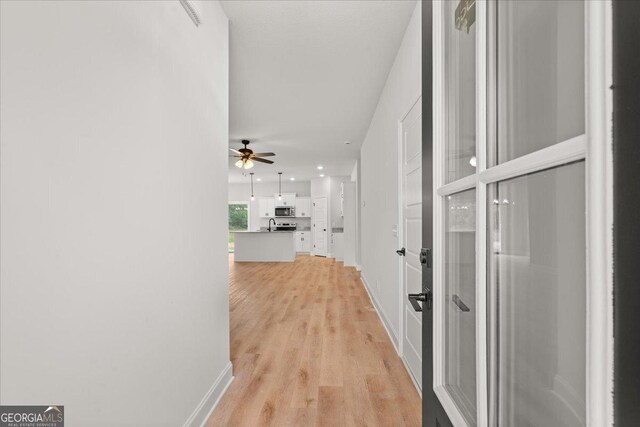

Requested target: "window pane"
[
  {"left": 494, "top": 0, "right": 585, "bottom": 164},
  {"left": 229, "top": 203, "right": 249, "bottom": 253},
  {"left": 444, "top": 0, "right": 476, "bottom": 183},
  {"left": 488, "top": 162, "right": 586, "bottom": 426},
  {"left": 445, "top": 189, "right": 476, "bottom": 426}
]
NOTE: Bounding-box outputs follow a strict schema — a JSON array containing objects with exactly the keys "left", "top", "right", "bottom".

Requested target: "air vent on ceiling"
[{"left": 179, "top": 0, "right": 201, "bottom": 27}]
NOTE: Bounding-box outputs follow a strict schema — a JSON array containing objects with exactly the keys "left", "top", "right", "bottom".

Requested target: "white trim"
[
  {"left": 360, "top": 274, "right": 400, "bottom": 354},
  {"left": 437, "top": 174, "right": 476, "bottom": 197},
  {"left": 355, "top": 264, "right": 361, "bottom": 272},
  {"left": 434, "top": 386, "right": 474, "bottom": 427},
  {"left": 475, "top": 0, "right": 488, "bottom": 424},
  {"left": 485, "top": 2, "right": 498, "bottom": 424},
  {"left": 432, "top": 0, "right": 445, "bottom": 393},
  {"left": 585, "top": 1, "right": 614, "bottom": 426},
  {"left": 478, "top": 134, "right": 587, "bottom": 185},
  {"left": 183, "top": 362, "right": 234, "bottom": 427},
  {"left": 397, "top": 118, "right": 405, "bottom": 359}
]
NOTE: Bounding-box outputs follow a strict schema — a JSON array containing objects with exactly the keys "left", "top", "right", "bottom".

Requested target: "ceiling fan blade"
[
  {"left": 252, "top": 157, "right": 274, "bottom": 164},
  {"left": 250, "top": 153, "right": 275, "bottom": 157},
  {"left": 229, "top": 148, "right": 243, "bottom": 155}
]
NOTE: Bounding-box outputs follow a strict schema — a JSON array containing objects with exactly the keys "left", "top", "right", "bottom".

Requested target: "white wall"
[
  {"left": 355, "top": 159, "right": 362, "bottom": 268},
  {"left": 359, "top": 1, "right": 421, "bottom": 349},
  {"left": 228, "top": 181, "right": 311, "bottom": 230},
  {"left": 343, "top": 182, "right": 357, "bottom": 266},
  {"left": 0, "top": 2, "right": 231, "bottom": 425}
]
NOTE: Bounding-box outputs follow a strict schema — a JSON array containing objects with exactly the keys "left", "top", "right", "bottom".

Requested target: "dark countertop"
[{"left": 234, "top": 229, "right": 294, "bottom": 233}]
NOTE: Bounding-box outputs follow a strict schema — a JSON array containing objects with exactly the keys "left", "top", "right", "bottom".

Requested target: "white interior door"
[
  {"left": 400, "top": 97, "right": 423, "bottom": 390},
  {"left": 312, "top": 197, "right": 327, "bottom": 256}
]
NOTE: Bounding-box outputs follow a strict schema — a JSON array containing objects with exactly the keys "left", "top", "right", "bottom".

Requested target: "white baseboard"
[
  {"left": 359, "top": 274, "right": 400, "bottom": 353},
  {"left": 183, "top": 361, "right": 234, "bottom": 427},
  {"left": 356, "top": 264, "right": 361, "bottom": 271}
]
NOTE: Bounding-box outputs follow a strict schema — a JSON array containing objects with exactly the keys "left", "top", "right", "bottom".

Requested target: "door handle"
[
  {"left": 396, "top": 248, "right": 406, "bottom": 256},
  {"left": 452, "top": 294, "right": 470, "bottom": 312},
  {"left": 408, "top": 290, "right": 432, "bottom": 312}
]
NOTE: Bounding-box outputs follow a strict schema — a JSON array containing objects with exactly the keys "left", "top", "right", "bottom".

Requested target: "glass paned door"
[
  {"left": 494, "top": 0, "right": 585, "bottom": 165},
  {"left": 488, "top": 162, "right": 586, "bottom": 426},
  {"left": 444, "top": 0, "right": 477, "bottom": 183},
  {"left": 445, "top": 189, "right": 477, "bottom": 426},
  {"left": 432, "top": 0, "right": 608, "bottom": 425}
]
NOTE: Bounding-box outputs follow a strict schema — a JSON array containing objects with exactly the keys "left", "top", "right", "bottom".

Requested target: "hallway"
[{"left": 207, "top": 256, "right": 421, "bottom": 426}]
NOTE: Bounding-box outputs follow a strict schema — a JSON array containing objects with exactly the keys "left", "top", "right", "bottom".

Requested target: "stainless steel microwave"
[{"left": 275, "top": 206, "right": 295, "bottom": 217}]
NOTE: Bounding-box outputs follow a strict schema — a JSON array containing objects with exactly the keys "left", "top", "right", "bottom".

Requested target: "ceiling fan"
[{"left": 230, "top": 140, "right": 275, "bottom": 169}]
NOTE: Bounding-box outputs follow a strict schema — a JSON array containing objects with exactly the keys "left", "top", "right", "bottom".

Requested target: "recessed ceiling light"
[
  {"left": 256, "top": 178, "right": 261, "bottom": 181},
  {"left": 317, "top": 165, "right": 324, "bottom": 170},
  {"left": 344, "top": 140, "right": 351, "bottom": 145},
  {"left": 290, "top": 177, "right": 295, "bottom": 181},
  {"left": 319, "top": 174, "right": 325, "bottom": 177}
]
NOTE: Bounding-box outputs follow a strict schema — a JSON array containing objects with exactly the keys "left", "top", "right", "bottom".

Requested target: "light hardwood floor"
[{"left": 206, "top": 255, "right": 421, "bottom": 426}]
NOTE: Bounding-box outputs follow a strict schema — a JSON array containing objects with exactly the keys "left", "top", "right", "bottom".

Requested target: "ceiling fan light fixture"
[{"left": 231, "top": 139, "right": 276, "bottom": 169}]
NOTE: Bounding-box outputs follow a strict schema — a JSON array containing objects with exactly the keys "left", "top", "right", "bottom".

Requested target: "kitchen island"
[{"left": 231, "top": 231, "right": 296, "bottom": 262}]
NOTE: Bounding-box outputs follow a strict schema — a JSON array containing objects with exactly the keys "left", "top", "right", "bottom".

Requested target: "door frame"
[
  {"left": 429, "top": 0, "right": 614, "bottom": 426},
  {"left": 312, "top": 196, "right": 328, "bottom": 257},
  {"left": 397, "top": 93, "right": 424, "bottom": 395}
]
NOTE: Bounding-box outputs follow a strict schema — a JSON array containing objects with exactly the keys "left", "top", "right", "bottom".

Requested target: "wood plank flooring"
[{"left": 206, "top": 255, "right": 421, "bottom": 426}]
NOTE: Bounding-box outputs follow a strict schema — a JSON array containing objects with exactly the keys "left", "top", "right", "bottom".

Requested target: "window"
[{"left": 228, "top": 202, "right": 249, "bottom": 253}]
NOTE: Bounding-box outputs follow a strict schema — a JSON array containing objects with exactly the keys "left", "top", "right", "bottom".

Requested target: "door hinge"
[{"left": 420, "top": 248, "right": 432, "bottom": 268}]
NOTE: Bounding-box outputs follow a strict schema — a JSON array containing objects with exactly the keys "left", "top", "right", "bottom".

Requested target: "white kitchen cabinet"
[
  {"left": 259, "top": 197, "right": 275, "bottom": 218},
  {"left": 295, "top": 231, "right": 311, "bottom": 253},
  {"left": 295, "top": 197, "right": 311, "bottom": 217},
  {"left": 274, "top": 193, "right": 296, "bottom": 207}
]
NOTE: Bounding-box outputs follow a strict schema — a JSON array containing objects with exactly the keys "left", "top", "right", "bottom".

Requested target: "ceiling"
[{"left": 221, "top": 0, "right": 417, "bottom": 183}]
